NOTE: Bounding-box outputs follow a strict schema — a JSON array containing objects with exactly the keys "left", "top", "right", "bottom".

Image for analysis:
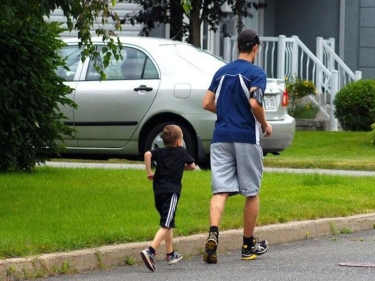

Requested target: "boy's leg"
[
  {"left": 150, "top": 227, "right": 169, "bottom": 250},
  {"left": 141, "top": 193, "right": 178, "bottom": 271},
  {"left": 164, "top": 228, "right": 174, "bottom": 253},
  {"left": 141, "top": 227, "right": 168, "bottom": 272},
  {"left": 164, "top": 228, "right": 183, "bottom": 265}
]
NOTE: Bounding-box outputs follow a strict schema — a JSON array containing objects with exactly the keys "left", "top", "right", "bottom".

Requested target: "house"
[
  {"left": 48, "top": 0, "right": 373, "bottom": 130},
  {"left": 48, "top": 0, "right": 374, "bottom": 79},
  {"left": 263, "top": 0, "right": 375, "bottom": 79}
]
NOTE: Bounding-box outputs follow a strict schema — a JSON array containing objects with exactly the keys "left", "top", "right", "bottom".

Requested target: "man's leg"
[
  {"left": 242, "top": 194, "right": 268, "bottom": 260},
  {"left": 204, "top": 193, "right": 228, "bottom": 264},
  {"left": 243, "top": 195, "right": 259, "bottom": 237},
  {"left": 210, "top": 193, "right": 229, "bottom": 226}
]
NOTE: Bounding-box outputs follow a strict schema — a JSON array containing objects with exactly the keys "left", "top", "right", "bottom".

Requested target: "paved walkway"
[{"left": 2, "top": 213, "right": 375, "bottom": 280}]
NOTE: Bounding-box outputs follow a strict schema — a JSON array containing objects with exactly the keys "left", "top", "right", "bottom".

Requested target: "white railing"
[
  {"left": 316, "top": 37, "right": 362, "bottom": 90},
  {"left": 223, "top": 35, "right": 362, "bottom": 131}
]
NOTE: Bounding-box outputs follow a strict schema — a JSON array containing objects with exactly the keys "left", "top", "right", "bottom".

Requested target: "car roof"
[{"left": 62, "top": 36, "right": 189, "bottom": 49}]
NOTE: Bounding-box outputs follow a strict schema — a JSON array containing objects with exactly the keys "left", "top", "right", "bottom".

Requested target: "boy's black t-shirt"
[{"left": 150, "top": 146, "right": 195, "bottom": 195}]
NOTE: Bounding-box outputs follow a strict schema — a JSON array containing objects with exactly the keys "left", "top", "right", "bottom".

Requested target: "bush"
[
  {"left": 370, "top": 123, "right": 375, "bottom": 146},
  {"left": 288, "top": 102, "right": 319, "bottom": 119},
  {"left": 0, "top": 20, "right": 75, "bottom": 172},
  {"left": 286, "top": 77, "right": 316, "bottom": 117},
  {"left": 333, "top": 79, "right": 375, "bottom": 131}
]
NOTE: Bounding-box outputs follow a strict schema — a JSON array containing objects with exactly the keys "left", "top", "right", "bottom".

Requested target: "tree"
[
  {"left": 120, "top": 0, "right": 267, "bottom": 47},
  {"left": 0, "top": 0, "right": 260, "bottom": 171},
  {"left": 0, "top": 1, "right": 136, "bottom": 171}
]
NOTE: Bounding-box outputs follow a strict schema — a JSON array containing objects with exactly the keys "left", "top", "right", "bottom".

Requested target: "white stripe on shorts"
[{"left": 165, "top": 193, "right": 178, "bottom": 227}]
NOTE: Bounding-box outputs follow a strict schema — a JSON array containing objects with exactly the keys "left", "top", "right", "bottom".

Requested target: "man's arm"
[
  {"left": 250, "top": 87, "right": 272, "bottom": 137},
  {"left": 202, "top": 90, "right": 216, "bottom": 113}
]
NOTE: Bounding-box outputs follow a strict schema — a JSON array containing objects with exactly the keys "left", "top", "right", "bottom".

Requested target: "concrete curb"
[{"left": 1, "top": 213, "right": 374, "bottom": 280}]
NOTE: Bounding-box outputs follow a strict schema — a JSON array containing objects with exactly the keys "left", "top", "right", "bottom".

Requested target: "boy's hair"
[{"left": 161, "top": 125, "right": 183, "bottom": 146}]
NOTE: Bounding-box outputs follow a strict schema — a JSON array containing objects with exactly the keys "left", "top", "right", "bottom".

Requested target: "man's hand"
[{"left": 262, "top": 123, "right": 272, "bottom": 137}]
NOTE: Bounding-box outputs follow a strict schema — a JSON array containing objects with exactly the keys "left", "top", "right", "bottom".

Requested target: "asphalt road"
[{"left": 37, "top": 229, "right": 375, "bottom": 281}]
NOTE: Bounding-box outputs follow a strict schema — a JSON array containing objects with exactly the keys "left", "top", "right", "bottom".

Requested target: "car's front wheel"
[{"left": 143, "top": 122, "right": 197, "bottom": 161}]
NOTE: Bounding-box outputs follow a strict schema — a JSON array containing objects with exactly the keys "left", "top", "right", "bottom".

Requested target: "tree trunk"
[
  {"left": 170, "top": 0, "right": 184, "bottom": 40},
  {"left": 189, "top": 0, "right": 202, "bottom": 47}
]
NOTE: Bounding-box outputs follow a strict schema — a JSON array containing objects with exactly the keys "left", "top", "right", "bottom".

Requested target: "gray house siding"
[
  {"left": 264, "top": 0, "right": 340, "bottom": 53},
  {"left": 358, "top": 0, "right": 375, "bottom": 77},
  {"left": 46, "top": 2, "right": 143, "bottom": 38},
  {"left": 264, "top": 0, "right": 374, "bottom": 79},
  {"left": 344, "top": 0, "right": 360, "bottom": 73}
]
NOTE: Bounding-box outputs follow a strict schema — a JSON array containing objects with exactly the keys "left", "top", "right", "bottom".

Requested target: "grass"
[
  {"left": 264, "top": 131, "right": 375, "bottom": 170},
  {"left": 1, "top": 130, "right": 375, "bottom": 259}
]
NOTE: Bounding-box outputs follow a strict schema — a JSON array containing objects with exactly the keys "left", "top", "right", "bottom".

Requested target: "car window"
[
  {"left": 56, "top": 45, "right": 81, "bottom": 81},
  {"left": 143, "top": 58, "right": 159, "bottom": 79},
  {"left": 86, "top": 47, "right": 159, "bottom": 81}
]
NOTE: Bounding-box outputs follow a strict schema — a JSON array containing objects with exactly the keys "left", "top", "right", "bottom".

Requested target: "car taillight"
[{"left": 282, "top": 89, "right": 289, "bottom": 106}]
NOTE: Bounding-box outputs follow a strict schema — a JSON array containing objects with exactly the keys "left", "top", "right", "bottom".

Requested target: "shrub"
[
  {"left": 0, "top": 20, "right": 75, "bottom": 172},
  {"left": 370, "top": 123, "right": 375, "bottom": 146},
  {"left": 286, "top": 77, "right": 316, "bottom": 117},
  {"left": 333, "top": 79, "right": 375, "bottom": 131},
  {"left": 289, "top": 102, "right": 320, "bottom": 119}
]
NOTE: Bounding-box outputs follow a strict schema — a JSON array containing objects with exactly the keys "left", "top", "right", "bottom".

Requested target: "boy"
[{"left": 141, "top": 124, "right": 196, "bottom": 272}]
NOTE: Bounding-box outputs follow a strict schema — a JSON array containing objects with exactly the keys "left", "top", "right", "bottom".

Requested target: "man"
[{"left": 202, "top": 29, "right": 272, "bottom": 264}]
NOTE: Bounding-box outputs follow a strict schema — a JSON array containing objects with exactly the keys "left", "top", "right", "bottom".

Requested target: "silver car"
[{"left": 56, "top": 37, "right": 295, "bottom": 167}]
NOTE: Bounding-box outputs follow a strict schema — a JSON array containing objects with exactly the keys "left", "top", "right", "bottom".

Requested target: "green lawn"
[
  {"left": 264, "top": 131, "right": 375, "bottom": 170},
  {"left": 0, "top": 130, "right": 375, "bottom": 259}
]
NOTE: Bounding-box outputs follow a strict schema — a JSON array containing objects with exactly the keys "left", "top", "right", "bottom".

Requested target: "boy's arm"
[
  {"left": 144, "top": 151, "right": 154, "bottom": 180},
  {"left": 184, "top": 162, "right": 196, "bottom": 171}
]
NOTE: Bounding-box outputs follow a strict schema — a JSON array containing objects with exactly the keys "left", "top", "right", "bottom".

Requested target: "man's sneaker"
[
  {"left": 253, "top": 239, "right": 269, "bottom": 255},
  {"left": 166, "top": 251, "right": 183, "bottom": 265},
  {"left": 140, "top": 248, "right": 155, "bottom": 272},
  {"left": 241, "top": 239, "right": 269, "bottom": 260},
  {"left": 203, "top": 232, "right": 218, "bottom": 264}
]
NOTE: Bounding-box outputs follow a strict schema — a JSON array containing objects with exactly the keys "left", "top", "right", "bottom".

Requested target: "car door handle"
[{"left": 134, "top": 85, "right": 153, "bottom": 91}]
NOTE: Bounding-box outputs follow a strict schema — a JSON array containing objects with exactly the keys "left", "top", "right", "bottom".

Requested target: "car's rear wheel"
[{"left": 143, "top": 122, "right": 197, "bottom": 161}]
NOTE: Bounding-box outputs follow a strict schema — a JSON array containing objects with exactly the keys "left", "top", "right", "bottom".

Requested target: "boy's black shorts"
[{"left": 154, "top": 193, "right": 180, "bottom": 228}]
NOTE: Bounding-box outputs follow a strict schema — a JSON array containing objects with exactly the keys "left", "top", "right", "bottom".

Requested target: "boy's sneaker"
[
  {"left": 203, "top": 232, "right": 218, "bottom": 264},
  {"left": 140, "top": 248, "right": 155, "bottom": 272},
  {"left": 166, "top": 251, "right": 183, "bottom": 265},
  {"left": 241, "top": 239, "right": 269, "bottom": 260}
]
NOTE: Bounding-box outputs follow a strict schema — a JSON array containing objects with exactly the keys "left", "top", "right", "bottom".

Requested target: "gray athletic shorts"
[{"left": 210, "top": 142, "right": 264, "bottom": 197}]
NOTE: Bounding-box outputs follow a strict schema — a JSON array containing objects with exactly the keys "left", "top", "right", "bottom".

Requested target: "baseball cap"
[{"left": 237, "top": 29, "right": 263, "bottom": 47}]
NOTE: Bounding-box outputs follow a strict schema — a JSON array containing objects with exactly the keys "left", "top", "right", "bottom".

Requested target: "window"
[
  {"left": 86, "top": 47, "right": 159, "bottom": 81},
  {"left": 56, "top": 45, "right": 81, "bottom": 81}
]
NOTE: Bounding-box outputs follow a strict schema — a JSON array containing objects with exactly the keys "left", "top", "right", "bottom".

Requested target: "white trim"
[
  {"left": 258, "top": 3, "right": 265, "bottom": 36},
  {"left": 339, "top": 0, "right": 345, "bottom": 60}
]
